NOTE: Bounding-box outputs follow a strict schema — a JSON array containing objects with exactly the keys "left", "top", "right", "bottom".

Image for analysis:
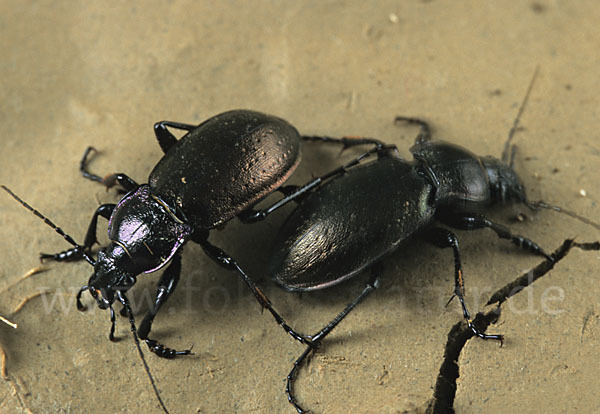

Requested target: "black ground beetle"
[
  {"left": 2, "top": 109, "right": 386, "bottom": 412},
  {"left": 3, "top": 110, "right": 384, "bottom": 356},
  {"left": 261, "top": 70, "right": 600, "bottom": 412}
]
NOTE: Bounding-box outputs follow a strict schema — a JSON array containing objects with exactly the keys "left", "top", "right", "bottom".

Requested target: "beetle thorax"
[
  {"left": 412, "top": 141, "right": 492, "bottom": 211},
  {"left": 107, "top": 185, "right": 192, "bottom": 275}
]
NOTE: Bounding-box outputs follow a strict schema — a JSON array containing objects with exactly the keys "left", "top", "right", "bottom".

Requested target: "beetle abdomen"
[
  {"left": 149, "top": 110, "right": 301, "bottom": 229},
  {"left": 270, "top": 156, "right": 435, "bottom": 291}
]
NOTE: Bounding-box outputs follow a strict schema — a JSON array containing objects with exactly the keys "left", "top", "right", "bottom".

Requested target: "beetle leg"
[
  {"left": 308, "top": 272, "right": 379, "bottom": 344},
  {"left": 277, "top": 185, "right": 300, "bottom": 198},
  {"left": 153, "top": 120, "right": 196, "bottom": 154},
  {"left": 100, "top": 173, "right": 139, "bottom": 192},
  {"left": 394, "top": 116, "right": 432, "bottom": 143},
  {"left": 302, "top": 135, "right": 386, "bottom": 151},
  {"left": 425, "top": 227, "right": 504, "bottom": 342},
  {"left": 40, "top": 203, "right": 115, "bottom": 262},
  {"left": 79, "top": 147, "right": 139, "bottom": 192},
  {"left": 239, "top": 144, "right": 396, "bottom": 223},
  {"left": 198, "top": 239, "right": 314, "bottom": 346},
  {"left": 137, "top": 254, "right": 193, "bottom": 358},
  {"left": 79, "top": 146, "right": 104, "bottom": 183},
  {"left": 437, "top": 211, "right": 554, "bottom": 261},
  {"left": 287, "top": 346, "right": 313, "bottom": 413},
  {"left": 238, "top": 179, "right": 321, "bottom": 223},
  {"left": 144, "top": 340, "right": 193, "bottom": 359},
  {"left": 286, "top": 269, "right": 380, "bottom": 413},
  {"left": 108, "top": 305, "right": 117, "bottom": 341}
]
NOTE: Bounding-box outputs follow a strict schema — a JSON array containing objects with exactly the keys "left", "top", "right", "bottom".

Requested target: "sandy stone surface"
[{"left": 1, "top": 1, "right": 599, "bottom": 413}]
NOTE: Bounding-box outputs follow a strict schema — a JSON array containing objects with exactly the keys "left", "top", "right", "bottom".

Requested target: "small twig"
[
  {"left": 0, "top": 266, "right": 48, "bottom": 296},
  {"left": 17, "top": 266, "right": 48, "bottom": 283},
  {"left": 12, "top": 290, "right": 51, "bottom": 315},
  {"left": 0, "top": 315, "right": 17, "bottom": 329},
  {"left": 0, "top": 344, "right": 7, "bottom": 380}
]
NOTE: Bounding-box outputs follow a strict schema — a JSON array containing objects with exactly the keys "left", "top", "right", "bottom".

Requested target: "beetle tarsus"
[
  {"left": 80, "top": 146, "right": 104, "bottom": 183},
  {"left": 394, "top": 116, "right": 432, "bottom": 143},
  {"left": 145, "top": 339, "right": 193, "bottom": 359}
]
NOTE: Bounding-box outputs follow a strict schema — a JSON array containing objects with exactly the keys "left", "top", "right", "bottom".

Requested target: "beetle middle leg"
[
  {"left": 424, "top": 227, "right": 503, "bottom": 341},
  {"left": 153, "top": 120, "right": 197, "bottom": 154}
]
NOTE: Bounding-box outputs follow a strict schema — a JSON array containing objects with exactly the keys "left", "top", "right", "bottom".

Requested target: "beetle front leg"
[
  {"left": 437, "top": 210, "right": 554, "bottom": 261},
  {"left": 137, "top": 254, "right": 193, "bottom": 359},
  {"left": 425, "top": 227, "right": 504, "bottom": 342},
  {"left": 40, "top": 203, "right": 115, "bottom": 262}
]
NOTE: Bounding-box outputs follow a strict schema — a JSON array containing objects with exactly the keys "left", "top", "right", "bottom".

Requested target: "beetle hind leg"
[
  {"left": 239, "top": 144, "right": 396, "bottom": 224},
  {"left": 302, "top": 134, "right": 387, "bottom": 151},
  {"left": 198, "top": 239, "right": 317, "bottom": 347},
  {"left": 286, "top": 268, "right": 380, "bottom": 413}
]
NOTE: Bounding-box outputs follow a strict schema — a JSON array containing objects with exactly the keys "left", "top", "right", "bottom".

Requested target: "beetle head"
[
  {"left": 85, "top": 247, "right": 137, "bottom": 308},
  {"left": 480, "top": 156, "right": 527, "bottom": 204}
]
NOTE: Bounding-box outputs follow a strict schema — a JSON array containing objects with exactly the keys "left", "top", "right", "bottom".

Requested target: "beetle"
[
  {"left": 264, "top": 71, "right": 600, "bottom": 412},
  {"left": 3, "top": 108, "right": 394, "bottom": 412},
  {"left": 2, "top": 109, "right": 387, "bottom": 359}
]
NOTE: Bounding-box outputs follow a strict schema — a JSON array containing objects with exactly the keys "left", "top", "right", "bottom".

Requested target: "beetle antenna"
[
  {"left": 116, "top": 290, "right": 169, "bottom": 414},
  {"left": 1, "top": 185, "right": 96, "bottom": 266},
  {"left": 526, "top": 200, "right": 600, "bottom": 231},
  {"left": 502, "top": 66, "right": 540, "bottom": 166}
]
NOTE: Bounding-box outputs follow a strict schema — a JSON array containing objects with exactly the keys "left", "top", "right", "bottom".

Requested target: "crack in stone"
[
  {"left": 486, "top": 239, "right": 575, "bottom": 307},
  {"left": 427, "top": 239, "right": 600, "bottom": 413}
]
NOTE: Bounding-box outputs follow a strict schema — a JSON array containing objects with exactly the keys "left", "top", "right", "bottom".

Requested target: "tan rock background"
[{"left": 1, "top": 1, "right": 599, "bottom": 413}]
